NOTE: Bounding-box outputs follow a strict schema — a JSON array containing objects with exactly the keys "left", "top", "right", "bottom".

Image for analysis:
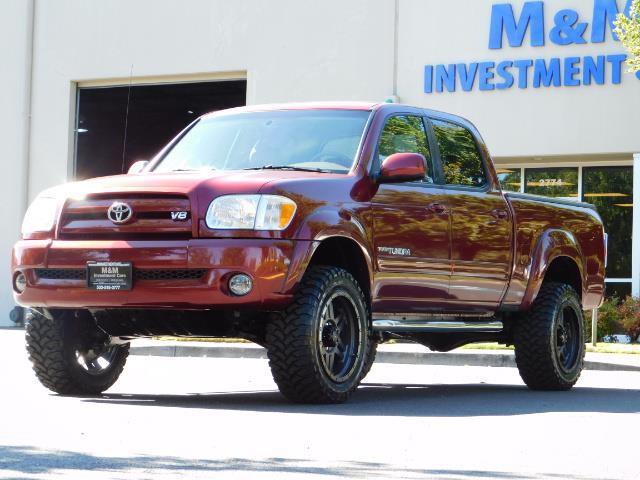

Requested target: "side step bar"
[{"left": 372, "top": 318, "right": 503, "bottom": 333}]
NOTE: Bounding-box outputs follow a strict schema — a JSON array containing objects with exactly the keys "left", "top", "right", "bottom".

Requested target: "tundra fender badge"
[{"left": 378, "top": 246, "right": 411, "bottom": 256}]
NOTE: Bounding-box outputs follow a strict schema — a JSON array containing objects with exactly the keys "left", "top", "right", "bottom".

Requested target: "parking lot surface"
[{"left": 1, "top": 329, "right": 639, "bottom": 480}]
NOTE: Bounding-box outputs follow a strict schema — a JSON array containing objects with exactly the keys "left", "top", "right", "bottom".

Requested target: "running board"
[{"left": 372, "top": 317, "right": 503, "bottom": 333}]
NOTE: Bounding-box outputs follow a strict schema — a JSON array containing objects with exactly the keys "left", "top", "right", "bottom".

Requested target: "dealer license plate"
[{"left": 87, "top": 262, "right": 133, "bottom": 291}]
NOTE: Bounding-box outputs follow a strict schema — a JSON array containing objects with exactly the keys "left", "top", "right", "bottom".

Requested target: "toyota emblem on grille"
[{"left": 107, "top": 202, "right": 133, "bottom": 224}]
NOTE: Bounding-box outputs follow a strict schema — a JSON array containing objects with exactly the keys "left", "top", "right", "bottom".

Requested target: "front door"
[
  {"left": 430, "top": 117, "right": 512, "bottom": 312},
  {"left": 371, "top": 114, "right": 451, "bottom": 313}
]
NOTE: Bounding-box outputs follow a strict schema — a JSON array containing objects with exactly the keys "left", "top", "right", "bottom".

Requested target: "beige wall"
[
  {"left": 0, "top": 0, "right": 33, "bottom": 325},
  {"left": 2, "top": 0, "right": 639, "bottom": 324},
  {"left": 27, "top": 0, "right": 396, "bottom": 197},
  {"left": 398, "top": 0, "right": 640, "bottom": 159}
]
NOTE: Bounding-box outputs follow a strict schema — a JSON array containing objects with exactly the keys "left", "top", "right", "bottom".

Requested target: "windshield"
[{"left": 153, "top": 109, "right": 371, "bottom": 174}]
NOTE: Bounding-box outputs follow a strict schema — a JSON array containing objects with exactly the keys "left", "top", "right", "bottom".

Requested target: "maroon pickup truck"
[{"left": 12, "top": 102, "right": 606, "bottom": 403}]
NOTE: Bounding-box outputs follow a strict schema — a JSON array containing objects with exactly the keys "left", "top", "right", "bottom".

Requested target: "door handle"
[
  {"left": 427, "top": 202, "right": 447, "bottom": 214},
  {"left": 490, "top": 209, "right": 509, "bottom": 220}
]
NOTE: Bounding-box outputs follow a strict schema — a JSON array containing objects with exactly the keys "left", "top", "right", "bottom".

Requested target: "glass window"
[
  {"left": 583, "top": 166, "right": 633, "bottom": 279},
  {"left": 377, "top": 115, "right": 434, "bottom": 183},
  {"left": 525, "top": 167, "right": 579, "bottom": 201},
  {"left": 605, "top": 282, "right": 631, "bottom": 300},
  {"left": 496, "top": 167, "right": 522, "bottom": 192},
  {"left": 154, "top": 109, "right": 370, "bottom": 174},
  {"left": 431, "top": 119, "right": 486, "bottom": 187}
]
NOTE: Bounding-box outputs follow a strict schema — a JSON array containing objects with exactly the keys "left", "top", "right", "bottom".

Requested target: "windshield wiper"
[{"left": 244, "top": 165, "right": 330, "bottom": 173}]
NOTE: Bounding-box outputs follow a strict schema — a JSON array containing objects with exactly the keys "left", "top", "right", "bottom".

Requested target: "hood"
[
  {"left": 45, "top": 169, "right": 356, "bottom": 219},
  {"left": 55, "top": 170, "right": 272, "bottom": 198}
]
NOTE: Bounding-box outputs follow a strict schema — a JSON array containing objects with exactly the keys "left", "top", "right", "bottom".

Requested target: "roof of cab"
[{"left": 202, "top": 101, "right": 380, "bottom": 118}]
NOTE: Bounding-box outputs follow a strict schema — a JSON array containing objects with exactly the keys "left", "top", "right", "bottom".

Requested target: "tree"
[{"left": 615, "top": 0, "right": 640, "bottom": 72}]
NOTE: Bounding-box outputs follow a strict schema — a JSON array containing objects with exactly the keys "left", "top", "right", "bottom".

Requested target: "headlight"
[
  {"left": 22, "top": 196, "right": 59, "bottom": 236},
  {"left": 206, "top": 195, "right": 297, "bottom": 230}
]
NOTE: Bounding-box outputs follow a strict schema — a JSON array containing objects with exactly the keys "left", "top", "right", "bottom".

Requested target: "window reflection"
[
  {"left": 431, "top": 119, "right": 486, "bottom": 187},
  {"left": 583, "top": 166, "right": 633, "bottom": 280},
  {"left": 378, "top": 115, "right": 434, "bottom": 183},
  {"left": 525, "top": 167, "right": 578, "bottom": 200},
  {"left": 496, "top": 167, "right": 521, "bottom": 192}
]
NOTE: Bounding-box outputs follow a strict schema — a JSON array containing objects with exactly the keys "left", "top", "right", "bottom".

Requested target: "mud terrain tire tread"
[
  {"left": 26, "top": 311, "right": 129, "bottom": 395},
  {"left": 266, "top": 266, "right": 372, "bottom": 404},
  {"left": 514, "top": 282, "right": 585, "bottom": 391}
]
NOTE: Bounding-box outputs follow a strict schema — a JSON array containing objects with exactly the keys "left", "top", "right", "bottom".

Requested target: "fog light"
[
  {"left": 228, "top": 273, "right": 252, "bottom": 296},
  {"left": 14, "top": 272, "right": 27, "bottom": 294}
]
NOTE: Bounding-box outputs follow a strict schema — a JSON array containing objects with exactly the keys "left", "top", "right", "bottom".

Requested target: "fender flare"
[
  {"left": 520, "top": 229, "right": 585, "bottom": 310},
  {"left": 282, "top": 208, "right": 374, "bottom": 294}
]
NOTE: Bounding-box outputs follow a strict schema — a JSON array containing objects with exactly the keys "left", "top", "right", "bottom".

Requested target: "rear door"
[
  {"left": 428, "top": 117, "right": 512, "bottom": 312},
  {"left": 371, "top": 114, "right": 451, "bottom": 313}
]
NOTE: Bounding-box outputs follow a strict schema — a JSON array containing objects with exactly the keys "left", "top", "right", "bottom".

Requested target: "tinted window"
[
  {"left": 377, "top": 115, "right": 434, "bottom": 183},
  {"left": 583, "top": 166, "right": 633, "bottom": 279},
  {"left": 525, "top": 167, "right": 579, "bottom": 200},
  {"left": 432, "top": 119, "right": 486, "bottom": 187},
  {"left": 154, "top": 110, "right": 370, "bottom": 174},
  {"left": 497, "top": 167, "right": 521, "bottom": 192}
]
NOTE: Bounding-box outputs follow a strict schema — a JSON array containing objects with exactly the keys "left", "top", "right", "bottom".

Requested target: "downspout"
[
  {"left": 22, "top": 0, "right": 35, "bottom": 211},
  {"left": 392, "top": 0, "right": 399, "bottom": 98}
]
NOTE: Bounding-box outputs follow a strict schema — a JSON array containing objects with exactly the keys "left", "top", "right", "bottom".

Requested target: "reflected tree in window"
[
  {"left": 525, "top": 168, "right": 578, "bottom": 200},
  {"left": 583, "top": 166, "right": 633, "bottom": 279},
  {"left": 378, "top": 115, "right": 434, "bottom": 183},
  {"left": 431, "top": 119, "right": 485, "bottom": 187},
  {"left": 496, "top": 167, "right": 521, "bottom": 192}
]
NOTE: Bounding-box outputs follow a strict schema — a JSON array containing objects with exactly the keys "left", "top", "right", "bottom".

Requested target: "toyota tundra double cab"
[{"left": 12, "top": 102, "right": 606, "bottom": 403}]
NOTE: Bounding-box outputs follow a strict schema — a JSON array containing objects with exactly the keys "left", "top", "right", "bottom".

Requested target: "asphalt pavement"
[{"left": 1, "top": 329, "right": 640, "bottom": 480}]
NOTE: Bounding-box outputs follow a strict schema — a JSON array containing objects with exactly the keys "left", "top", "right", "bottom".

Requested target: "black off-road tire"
[
  {"left": 266, "top": 266, "right": 373, "bottom": 404},
  {"left": 514, "top": 282, "right": 585, "bottom": 390},
  {"left": 360, "top": 338, "right": 378, "bottom": 381},
  {"left": 25, "top": 310, "right": 129, "bottom": 395}
]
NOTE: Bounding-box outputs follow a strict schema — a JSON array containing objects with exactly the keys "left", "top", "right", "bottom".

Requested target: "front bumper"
[{"left": 12, "top": 238, "right": 315, "bottom": 309}]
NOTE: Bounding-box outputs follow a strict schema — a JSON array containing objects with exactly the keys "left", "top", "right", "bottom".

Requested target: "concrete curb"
[{"left": 130, "top": 344, "right": 640, "bottom": 373}]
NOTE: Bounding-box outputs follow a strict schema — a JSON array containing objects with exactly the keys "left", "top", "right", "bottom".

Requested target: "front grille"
[
  {"left": 35, "top": 269, "right": 207, "bottom": 281},
  {"left": 59, "top": 194, "right": 192, "bottom": 240},
  {"left": 35, "top": 269, "right": 86, "bottom": 280},
  {"left": 135, "top": 269, "right": 207, "bottom": 281}
]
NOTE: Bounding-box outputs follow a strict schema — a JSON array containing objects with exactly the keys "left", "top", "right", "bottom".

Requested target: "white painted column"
[
  {"left": 0, "top": 0, "right": 34, "bottom": 325},
  {"left": 632, "top": 154, "right": 640, "bottom": 298}
]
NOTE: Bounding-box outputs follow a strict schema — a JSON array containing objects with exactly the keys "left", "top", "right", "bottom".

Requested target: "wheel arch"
[
  {"left": 521, "top": 229, "right": 585, "bottom": 310},
  {"left": 307, "top": 236, "right": 373, "bottom": 303}
]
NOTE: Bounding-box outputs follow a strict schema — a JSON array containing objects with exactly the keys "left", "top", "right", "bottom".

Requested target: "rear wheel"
[
  {"left": 266, "top": 266, "right": 372, "bottom": 403},
  {"left": 25, "top": 310, "right": 129, "bottom": 395},
  {"left": 514, "top": 282, "right": 585, "bottom": 390}
]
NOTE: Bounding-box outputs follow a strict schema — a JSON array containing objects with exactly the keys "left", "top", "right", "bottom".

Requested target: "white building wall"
[
  {"left": 3, "top": 0, "right": 639, "bottom": 324},
  {"left": 27, "top": 0, "right": 396, "bottom": 197},
  {"left": 1, "top": 0, "right": 33, "bottom": 326},
  {"left": 397, "top": 0, "right": 640, "bottom": 159}
]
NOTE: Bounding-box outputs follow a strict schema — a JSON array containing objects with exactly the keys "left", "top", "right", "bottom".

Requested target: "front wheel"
[
  {"left": 26, "top": 310, "right": 129, "bottom": 395},
  {"left": 266, "top": 266, "right": 372, "bottom": 403},
  {"left": 514, "top": 282, "right": 585, "bottom": 390}
]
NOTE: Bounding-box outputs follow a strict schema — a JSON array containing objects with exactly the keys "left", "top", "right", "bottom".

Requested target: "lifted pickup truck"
[{"left": 12, "top": 102, "right": 605, "bottom": 403}]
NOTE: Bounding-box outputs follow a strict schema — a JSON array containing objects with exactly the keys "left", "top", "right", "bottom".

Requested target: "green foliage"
[
  {"left": 431, "top": 120, "right": 484, "bottom": 187},
  {"left": 583, "top": 167, "right": 633, "bottom": 279},
  {"left": 378, "top": 115, "right": 433, "bottom": 181},
  {"left": 615, "top": 0, "right": 640, "bottom": 72},
  {"left": 585, "top": 297, "right": 622, "bottom": 341},
  {"left": 618, "top": 296, "right": 640, "bottom": 341}
]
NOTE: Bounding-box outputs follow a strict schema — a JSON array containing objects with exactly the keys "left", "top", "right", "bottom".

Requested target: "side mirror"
[
  {"left": 378, "top": 152, "right": 426, "bottom": 183},
  {"left": 127, "top": 160, "right": 149, "bottom": 174}
]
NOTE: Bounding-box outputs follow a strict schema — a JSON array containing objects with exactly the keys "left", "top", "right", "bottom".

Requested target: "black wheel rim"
[
  {"left": 317, "top": 290, "right": 361, "bottom": 383},
  {"left": 75, "top": 346, "right": 119, "bottom": 376},
  {"left": 554, "top": 305, "right": 580, "bottom": 372}
]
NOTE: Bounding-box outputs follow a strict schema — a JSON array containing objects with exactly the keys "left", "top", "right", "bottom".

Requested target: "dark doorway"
[{"left": 74, "top": 80, "right": 246, "bottom": 180}]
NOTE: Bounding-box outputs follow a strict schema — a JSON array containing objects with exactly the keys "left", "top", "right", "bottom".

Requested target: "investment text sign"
[{"left": 424, "top": 0, "right": 640, "bottom": 93}]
